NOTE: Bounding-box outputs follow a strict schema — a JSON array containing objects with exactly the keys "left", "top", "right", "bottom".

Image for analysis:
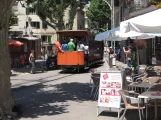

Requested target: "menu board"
[{"left": 98, "top": 71, "right": 122, "bottom": 109}]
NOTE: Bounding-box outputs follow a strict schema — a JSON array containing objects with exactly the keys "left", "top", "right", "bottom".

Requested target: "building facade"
[
  {"left": 10, "top": 1, "right": 88, "bottom": 46},
  {"left": 10, "top": 1, "right": 57, "bottom": 47}
]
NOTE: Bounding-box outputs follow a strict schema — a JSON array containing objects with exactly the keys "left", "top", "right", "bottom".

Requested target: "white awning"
[
  {"left": 120, "top": 8, "right": 161, "bottom": 33},
  {"left": 95, "top": 27, "right": 127, "bottom": 41},
  {"left": 95, "top": 30, "right": 110, "bottom": 41},
  {"left": 121, "top": 31, "right": 161, "bottom": 39}
]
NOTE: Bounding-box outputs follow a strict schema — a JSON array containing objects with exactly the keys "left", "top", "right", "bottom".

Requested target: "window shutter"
[{"left": 48, "top": 36, "right": 51, "bottom": 43}]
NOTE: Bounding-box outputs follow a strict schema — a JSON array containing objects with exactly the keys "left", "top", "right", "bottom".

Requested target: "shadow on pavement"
[
  {"left": 13, "top": 82, "right": 93, "bottom": 119},
  {"left": 59, "top": 62, "right": 104, "bottom": 74},
  {"left": 12, "top": 68, "right": 31, "bottom": 73}
]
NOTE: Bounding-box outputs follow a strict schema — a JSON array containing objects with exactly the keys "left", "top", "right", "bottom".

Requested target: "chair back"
[
  {"left": 89, "top": 68, "right": 97, "bottom": 74},
  {"left": 119, "top": 90, "right": 130, "bottom": 107},
  {"left": 91, "top": 75, "right": 100, "bottom": 85},
  {"left": 147, "top": 83, "right": 161, "bottom": 91}
]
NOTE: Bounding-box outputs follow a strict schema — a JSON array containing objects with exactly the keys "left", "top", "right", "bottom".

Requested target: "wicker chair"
[
  {"left": 145, "top": 84, "right": 161, "bottom": 120},
  {"left": 119, "top": 90, "right": 145, "bottom": 120},
  {"left": 90, "top": 75, "right": 100, "bottom": 100}
]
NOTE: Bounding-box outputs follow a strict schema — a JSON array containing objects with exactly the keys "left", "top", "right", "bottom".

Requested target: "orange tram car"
[{"left": 57, "top": 30, "right": 104, "bottom": 71}]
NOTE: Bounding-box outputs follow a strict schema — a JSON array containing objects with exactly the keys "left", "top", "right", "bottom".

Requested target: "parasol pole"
[{"left": 136, "top": 37, "right": 139, "bottom": 66}]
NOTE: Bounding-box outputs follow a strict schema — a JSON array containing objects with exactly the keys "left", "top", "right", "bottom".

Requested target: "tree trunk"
[{"left": 0, "top": 0, "right": 17, "bottom": 119}]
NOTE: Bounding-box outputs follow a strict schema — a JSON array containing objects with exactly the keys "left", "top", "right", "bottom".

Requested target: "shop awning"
[{"left": 8, "top": 39, "right": 24, "bottom": 46}]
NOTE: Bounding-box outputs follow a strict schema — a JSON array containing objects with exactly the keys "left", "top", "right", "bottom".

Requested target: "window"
[
  {"left": 115, "top": 0, "right": 119, "bottom": 6},
  {"left": 26, "top": 7, "right": 36, "bottom": 15},
  {"left": 41, "top": 35, "right": 48, "bottom": 42},
  {"left": 26, "top": 22, "right": 28, "bottom": 28},
  {"left": 26, "top": 8, "right": 30, "bottom": 15},
  {"left": 41, "top": 35, "right": 52, "bottom": 43},
  {"left": 12, "top": 18, "right": 18, "bottom": 26},
  {"left": 31, "top": 22, "right": 40, "bottom": 29},
  {"left": 26, "top": 22, "right": 40, "bottom": 29},
  {"left": 42, "top": 22, "right": 48, "bottom": 29},
  {"left": 48, "top": 36, "right": 52, "bottom": 43}
]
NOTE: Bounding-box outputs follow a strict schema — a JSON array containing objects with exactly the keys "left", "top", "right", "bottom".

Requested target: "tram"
[{"left": 57, "top": 30, "right": 104, "bottom": 71}]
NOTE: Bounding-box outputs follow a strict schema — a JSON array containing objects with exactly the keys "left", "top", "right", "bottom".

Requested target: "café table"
[
  {"left": 128, "top": 82, "right": 153, "bottom": 93},
  {"left": 138, "top": 91, "right": 161, "bottom": 120}
]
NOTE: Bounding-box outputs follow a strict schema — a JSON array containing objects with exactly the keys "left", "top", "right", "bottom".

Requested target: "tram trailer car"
[{"left": 56, "top": 30, "right": 104, "bottom": 70}]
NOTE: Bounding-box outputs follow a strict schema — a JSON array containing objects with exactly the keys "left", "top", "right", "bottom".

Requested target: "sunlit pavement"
[{"left": 11, "top": 61, "right": 159, "bottom": 120}]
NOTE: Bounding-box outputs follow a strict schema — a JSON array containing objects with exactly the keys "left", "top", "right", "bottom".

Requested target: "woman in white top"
[{"left": 77, "top": 41, "right": 85, "bottom": 51}]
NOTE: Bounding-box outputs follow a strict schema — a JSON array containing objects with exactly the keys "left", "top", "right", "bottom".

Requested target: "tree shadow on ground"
[
  {"left": 12, "top": 68, "right": 31, "bottom": 73},
  {"left": 12, "top": 82, "right": 93, "bottom": 119}
]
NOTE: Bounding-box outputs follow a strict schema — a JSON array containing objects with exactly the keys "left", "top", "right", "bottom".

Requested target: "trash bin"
[
  {"left": 109, "top": 55, "right": 116, "bottom": 68},
  {"left": 34, "top": 59, "right": 46, "bottom": 73}
]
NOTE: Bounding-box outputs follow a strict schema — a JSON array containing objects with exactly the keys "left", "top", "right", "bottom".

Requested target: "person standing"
[
  {"left": 29, "top": 50, "right": 35, "bottom": 74},
  {"left": 56, "top": 40, "right": 64, "bottom": 53},
  {"left": 62, "top": 40, "right": 68, "bottom": 51},
  {"left": 84, "top": 43, "right": 89, "bottom": 67},
  {"left": 117, "top": 47, "right": 121, "bottom": 61},
  {"left": 68, "top": 39, "right": 75, "bottom": 51},
  {"left": 107, "top": 47, "right": 114, "bottom": 68},
  {"left": 123, "top": 46, "right": 131, "bottom": 67},
  {"left": 77, "top": 41, "right": 85, "bottom": 51}
]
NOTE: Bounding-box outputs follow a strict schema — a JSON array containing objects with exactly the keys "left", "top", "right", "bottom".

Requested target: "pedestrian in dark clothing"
[{"left": 117, "top": 48, "right": 121, "bottom": 61}]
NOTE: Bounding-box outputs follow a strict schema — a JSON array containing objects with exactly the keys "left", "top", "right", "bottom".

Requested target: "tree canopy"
[
  {"left": 9, "top": 11, "right": 17, "bottom": 28},
  {"left": 151, "top": 0, "right": 161, "bottom": 8},
  {"left": 86, "top": 0, "right": 111, "bottom": 32},
  {"left": 25, "top": 0, "right": 89, "bottom": 30}
]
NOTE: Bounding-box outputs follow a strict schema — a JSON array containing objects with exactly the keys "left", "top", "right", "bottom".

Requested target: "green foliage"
[
  {"left": 86, "top": 0, "right": 111, "bottom": 31},
  {"left": 150, "top": 0, "right": 161, "bottom": 8},
  {"left": 9, "top": 11, "right": 17, "bottom": 27},
  {"left": 26, "top": 0, "right": 81, "bottom": 30}
]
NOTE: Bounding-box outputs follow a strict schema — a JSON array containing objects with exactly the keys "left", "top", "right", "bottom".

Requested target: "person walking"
[
  {"left": 68, "top": 39, "right": 75, "bottom": 51},
  {"left": 29, "top": 50, "right": 35, "bottom": 74}
]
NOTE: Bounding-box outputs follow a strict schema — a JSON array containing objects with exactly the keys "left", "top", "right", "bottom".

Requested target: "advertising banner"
[{"left": 98, "top": 71, "right": 123, "bottom": 109}]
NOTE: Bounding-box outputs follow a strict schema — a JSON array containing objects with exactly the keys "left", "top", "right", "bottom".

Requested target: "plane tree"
[{"left": 26, "top": 0, "right": 89, "bottom": 30}]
